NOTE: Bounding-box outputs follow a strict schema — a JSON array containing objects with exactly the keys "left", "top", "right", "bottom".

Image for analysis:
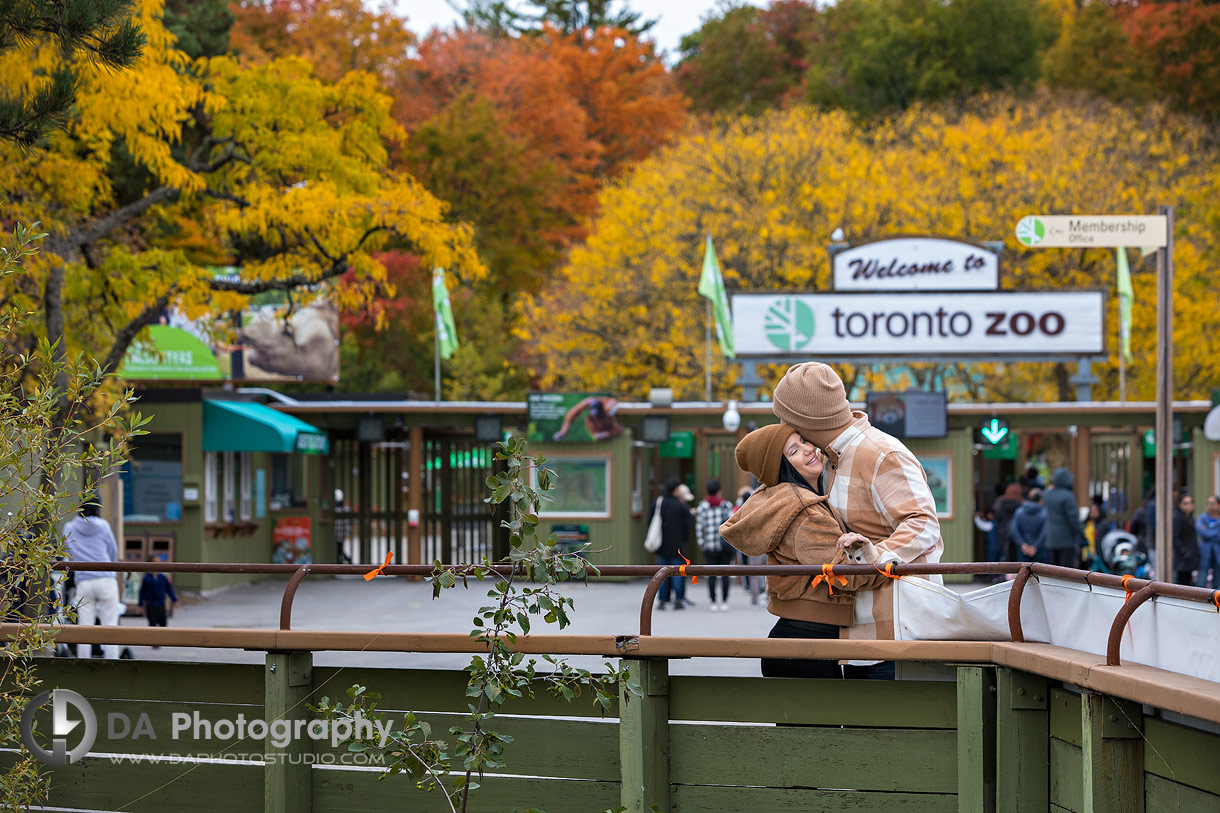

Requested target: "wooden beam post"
[
  {"left": 995, "top": 668, "right": 1048, "bottom": 812},
  {"left": 619, "top": 658, "right": 669, "bottom": 813},
  {"left": 265, "top": 651, "right": 313, "bottom": 813},
  {"left": 1082, "top": 693, "right": 1143, "bottom": 813},
  {"left": 958, "top": 665, "right": 997, "bottom": 813}
]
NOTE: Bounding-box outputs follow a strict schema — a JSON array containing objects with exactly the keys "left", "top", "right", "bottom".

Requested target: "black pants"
[
  {"left": 1174, "top": 570, "right": 1195, "bottom": 586},
  {"left": 1049, "top": 548, "right": 1080, "bottom": 569},
  {"left": 761, "top": 617, "right": 896, "bottom": 680},
  {"left": 145, "top": 603, "right": 167, "bottom": 627},
  {"left": 703, "top": 548, "right": 734, "bottom": 602}
]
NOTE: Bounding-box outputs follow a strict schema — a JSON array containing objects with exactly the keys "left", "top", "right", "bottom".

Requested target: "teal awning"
[{"left": 203, "top": 400, "right": 329, "bottom": 455}]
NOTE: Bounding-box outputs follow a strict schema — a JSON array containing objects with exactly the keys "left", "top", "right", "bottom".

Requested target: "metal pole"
[
  {"left": 1119, "top": 340, "right": 1126, "bottom": 402},
  {"left": 434, "top": 312, "right": 441, "bottom": 404},
  {"left": 1154, "top": 205, "right": 1174, "bottom": 582},
  {"left": 705, "top": 299, "right": 712, "bottom": 402}
]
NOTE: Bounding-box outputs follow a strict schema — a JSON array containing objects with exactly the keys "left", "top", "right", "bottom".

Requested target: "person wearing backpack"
[{"left": 696, "top": 480, "right": 735, "bottom": 611}]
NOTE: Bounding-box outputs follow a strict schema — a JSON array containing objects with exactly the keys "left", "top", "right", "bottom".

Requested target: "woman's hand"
[{"left": 837, "top": 532, "right": 871, "bottom": 550}]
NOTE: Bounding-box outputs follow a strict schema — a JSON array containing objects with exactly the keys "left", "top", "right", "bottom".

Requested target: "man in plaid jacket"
[{"left": 772, "top": 362, "right": 943, "bottom": 678}]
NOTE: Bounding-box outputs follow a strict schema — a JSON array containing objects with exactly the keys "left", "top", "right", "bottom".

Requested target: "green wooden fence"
[{"left": 12, "top": 657, "right": 1220, "bottom": 812}]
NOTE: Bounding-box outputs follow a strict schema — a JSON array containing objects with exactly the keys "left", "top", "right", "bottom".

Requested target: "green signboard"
[
  {"left": 120, "top": 324, "right": 225, "bottom": 380},
  {"left": 659, "top": 431, "right": 693, "bottom": 459},
  {"left": 527, "top": 392, "right": 624, "bottom": 443}
]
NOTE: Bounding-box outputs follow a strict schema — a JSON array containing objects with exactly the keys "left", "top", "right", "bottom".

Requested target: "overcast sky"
[{"left": 394, "top": 1, "right": 760, "bottom": 62}]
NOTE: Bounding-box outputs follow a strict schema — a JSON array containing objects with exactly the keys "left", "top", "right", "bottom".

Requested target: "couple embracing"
[{"left": 721, "top": 362, "right": 943, "bottom": 680}]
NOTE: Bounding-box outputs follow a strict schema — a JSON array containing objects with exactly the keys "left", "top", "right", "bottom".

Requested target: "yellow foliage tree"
[
  {"left": 523, "top": 93, "right": 1218, "bottom": 402},
  {"left": 0, "top": 0, "right": 483, "bottom": 383}
]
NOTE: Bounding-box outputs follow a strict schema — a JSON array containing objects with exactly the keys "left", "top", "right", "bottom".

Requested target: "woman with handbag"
[
  {"left": 645, "top": 478, "right": 694, "bottom": 610},
  {"left": 721, "top": 423, "right": 888, "bottom": 677}
]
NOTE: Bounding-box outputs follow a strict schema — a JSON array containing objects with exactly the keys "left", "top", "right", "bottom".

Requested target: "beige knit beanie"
[
  {"left": 772, "top": 362, "right": 852, "bottom": 432},
  {"left": 735, "top": 423, "right": 797, "bottom": 487}
]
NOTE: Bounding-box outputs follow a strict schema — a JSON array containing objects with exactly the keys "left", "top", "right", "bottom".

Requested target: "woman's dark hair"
[
  {"left": 80, "top": 502, "right": 101, "bottom": 518},
  {"left": 778, "top": 458, "right": 819, "bottom": 494},
  {"left": 664, "top": 477, "right": 682, "bottom": 495}
]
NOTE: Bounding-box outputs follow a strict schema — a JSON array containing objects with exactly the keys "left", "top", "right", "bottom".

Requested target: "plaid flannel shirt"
[
  {"left": 695, "top": 499, "right": 733, "bottom": 553},
  {"left": 823, "top": 412, "right": 943, "bottom": 649}
]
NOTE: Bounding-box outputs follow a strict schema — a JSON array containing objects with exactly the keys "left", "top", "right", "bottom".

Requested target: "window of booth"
[
  {"left": 222, "top": 451, "right": 236, "bottom": 522},
  {"left": 240, "top": 452, "right": 253, "bottom": 521},
  {"left": 204, "top": 452, "right": 218, "bottom": 523},
  {"left": 270, "top": 453, "right": 308, "bottom": 511},
  {"left": 120, "top": 433, "right": 184, "bottom": 523}
]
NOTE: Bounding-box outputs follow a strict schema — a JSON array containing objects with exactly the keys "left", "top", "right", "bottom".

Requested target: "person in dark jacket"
[
  {"left": 1172, "top": 495, "right": 1200, "bottom": 586},
  {"left": 1010, "top": 489, "right": 1047, "bottom": 563},
  {"left": 656, "top": 478, "right": 694, "bottom": 610},
  {"left": 1082, "top": 502, "right": 1113, "bottom": 569},
  {"left": 1044, "top": 469, "right": 1087, "bottom": 568},
  {"left": 990, "top": 482, "right": 1024, "bottom": 562},
  {"left": 138, "top": 556, "right": 178, "bottom": 649}
]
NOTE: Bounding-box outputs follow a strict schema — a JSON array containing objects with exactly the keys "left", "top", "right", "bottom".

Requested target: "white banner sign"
[
  {"left": 833, "top": 238, "right": 998, "bottom": 291},
  {"left": 731, "top": 291, "right": 1104, "bottom": 356},
  {"left": 1015, "top": 215, "right": 1168, "bottom": 248}
]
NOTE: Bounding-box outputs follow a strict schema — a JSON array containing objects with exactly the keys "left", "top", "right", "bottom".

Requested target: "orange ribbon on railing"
[
  {"left": 1120, "top": 574, "right": 1135, "bottom": 602},
  {"left": 1213, "top": 591, "right": 1220, "bottom": 611},
  {"left": 364, "top": 551, "right": 393, "bottom": 581},
  {"left": 678, "top": 551, "right": 697, "bottom": 584},
  {"left": 811, "top": 563, "right": 847, "bottom": 595},
  {"left": 874, "top": 562, "right": 901, "bottom": 581}
]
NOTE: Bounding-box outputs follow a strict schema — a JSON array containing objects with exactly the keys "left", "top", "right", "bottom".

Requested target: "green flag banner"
[
  {"left": 1116, "top": 247, "right": 1133, "bottom": 364},
  {"left": 432, "top": 267, "right": 459, "bottom": 360},
  {"left": 698, "top": 236, "right": 735, "bottom": 358}
]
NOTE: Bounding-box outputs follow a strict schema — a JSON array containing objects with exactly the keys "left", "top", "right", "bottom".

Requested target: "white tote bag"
[{"left": 643, "top": 497, "right": 664, "bottom": 553}]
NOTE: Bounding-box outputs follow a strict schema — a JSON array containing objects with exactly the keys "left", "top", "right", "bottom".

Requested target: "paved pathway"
[{"left": 111, "top": 574, "right": 982, "bottom": 676}]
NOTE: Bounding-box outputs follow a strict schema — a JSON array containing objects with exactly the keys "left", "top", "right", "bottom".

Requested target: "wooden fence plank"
[
  {"left": 1081, "top": 693, "right": 1143, "bottom": 813},
  {"left": 669, "top": 724, "right": 956, "bottom": 793},
  {"left": 619, "top": 658, "right": 669, "bottom": 813},
  {"left": 37, "top": 759, "right": 263, "bottom": 812},
  {"left": 265, "top": 652, "right": 313, "bottom": 813},
  {"left": 313, "top": 771, "right": 619, "bottom": 812},
  {"left": 957, "top": 666, "right": 996, "bottom": 813},
  {"left": 1143, "top": 717, "right": 1220, "bottom": 796},
  {"left": 1050, "top": 738, "right": 1083, "bottom": 812},
  {"left": 995, "top": 668, "right": 1049, "bottom": 813},
  {"left": 1049, "top": 688, "right": 1082, "bottom": 747},
  {"left": 671, "top": 785, "right": 956, "bottom": 812},
  {"left": 310, "top": 666, "right": 620, "bottom": 718},
  {"left": 19, "top": 660, "right": 263, "bottom": 704},
  {"left": 1145, "top": 773, "right": 1220, "bottom": 811},
  {"left": 669, "top": 675, "right": 957, "bottom": 728}
]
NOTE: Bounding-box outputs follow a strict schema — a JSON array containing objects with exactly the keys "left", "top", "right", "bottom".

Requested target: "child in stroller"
[{"left": 1090, "top": 529, "right": 1150, "bottom": 578}]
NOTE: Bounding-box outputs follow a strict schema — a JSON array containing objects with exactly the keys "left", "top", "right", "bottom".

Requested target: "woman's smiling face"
[{"left": 783, "top": 432, "right": 823, "bottom": 483}]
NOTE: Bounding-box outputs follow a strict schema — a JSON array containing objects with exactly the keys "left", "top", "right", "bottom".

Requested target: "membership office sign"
[{"left": 731, "top": 291, "right": 1104, "bottom": 357}]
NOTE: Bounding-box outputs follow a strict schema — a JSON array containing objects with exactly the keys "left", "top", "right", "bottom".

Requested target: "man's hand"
[
  {"left": 1021, "top": 544, "right": 1037, "bottom": 557},
  {"left": 837, "top": 532, "right": 871, "bottom": 550}
]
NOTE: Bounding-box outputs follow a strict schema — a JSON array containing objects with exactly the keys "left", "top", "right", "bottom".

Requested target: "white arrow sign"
[{"left": 981, "top": 418, "right": 1009, "bottom": 444}]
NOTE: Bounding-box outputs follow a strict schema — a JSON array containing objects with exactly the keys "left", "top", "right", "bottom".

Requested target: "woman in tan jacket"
[{"left": 721, "top": 422, "right": 888, "bottom": 678}]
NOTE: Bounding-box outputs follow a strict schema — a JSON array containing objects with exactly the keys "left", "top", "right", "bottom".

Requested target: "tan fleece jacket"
[{"left": 720, "top": 482, "right": 890, "bottom": 626}]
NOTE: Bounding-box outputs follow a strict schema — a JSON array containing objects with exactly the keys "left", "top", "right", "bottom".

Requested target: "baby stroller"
[{"left": 1092, "top": 530, "right": 1150, "bottom": 578}]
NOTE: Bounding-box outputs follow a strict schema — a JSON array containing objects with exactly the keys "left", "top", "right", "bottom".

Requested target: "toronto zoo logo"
[
  {"left": 1015, "top": 216, "right": 1046, "bottom": 247},
  {"left": 764, "top": 297, "right": 815, "bottom": 352},
  {"left": 21, "top": 689, "right": 98, "bottom": 766}
]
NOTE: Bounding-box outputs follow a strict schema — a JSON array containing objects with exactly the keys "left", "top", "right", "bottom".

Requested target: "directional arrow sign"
[
  {"left": 980, "top": 418, "right": 1009, "bottom": 445},
  {"left": 1014, "top": 215, "right": 1167, "bottom": 248}
]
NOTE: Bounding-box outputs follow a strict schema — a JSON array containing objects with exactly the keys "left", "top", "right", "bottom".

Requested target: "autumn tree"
[
  {"left": 1042, "top": 1, "right": 1156, "bottom": 105},
  {"left": 229, "top": 0, "right": 416, "bottom": 83},
  {"left": 0, "top": 1, "right": 483, "bottom": 394},
  {"left": 522, "top": 94, "right": 1218, "bottom": 403},
  {"left": 1122, "top": 0, "right": 1220, "bottom": 119},
  {"left": 0, "top": 0, "right": 145, "bottom": 148},
  {"left": 805, "top": 0, "right": 1045, "bottom": 115},
  {"left": 677, "top": 0, "right": 820, "bottom": 115},
  {"left": 457, "top": 0, "right": 655, "bottom": 37}
]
